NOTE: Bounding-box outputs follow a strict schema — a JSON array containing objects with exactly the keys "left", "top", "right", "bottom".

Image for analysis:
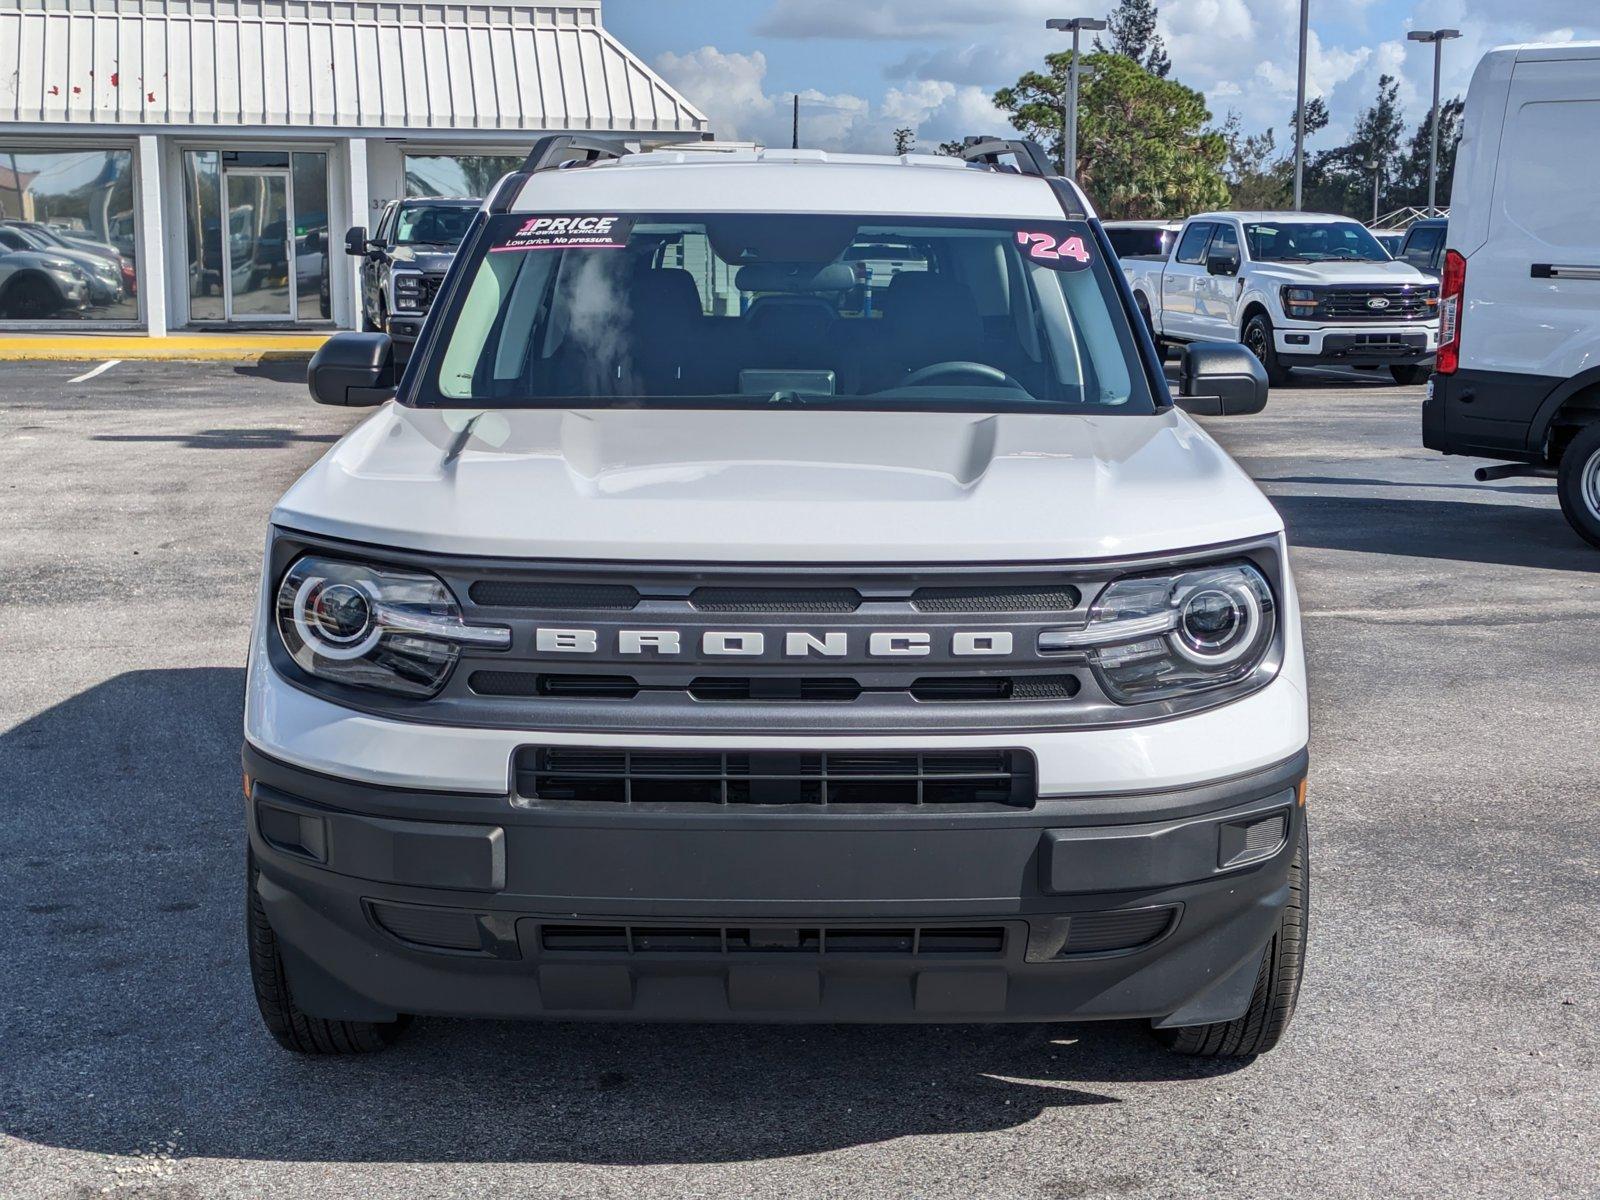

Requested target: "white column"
[
  {"left": 136, "top": 135, "right": 167, "bottom": 336},
  {"left": 345, "top": 136, "right": 369, "bottom": 330}
]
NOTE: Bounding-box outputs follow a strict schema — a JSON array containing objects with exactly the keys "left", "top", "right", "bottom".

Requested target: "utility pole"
[
  {"left": 1366, "top": 159, "right": 1381, "bottom": 223},
  {"left": 791, "top": 94, "right": 799, "bottom": 150},
  {"left": 1407, "top": 28, "right": 1460, "bottom": 212},
  {"left": 1045, "top": 17, "right": 1106, "bottom": 181},
  {"left": 1293, "top": 0, "right": 1309, "bottom": 210}
]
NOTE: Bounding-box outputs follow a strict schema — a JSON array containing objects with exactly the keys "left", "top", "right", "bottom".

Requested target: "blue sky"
[{"left": 606, "top": 0, "right": 1600, "bottom": 154}]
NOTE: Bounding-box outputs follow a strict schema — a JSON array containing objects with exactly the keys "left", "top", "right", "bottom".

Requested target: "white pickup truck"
[{"left": 1123, "top": 211, "right": 1439, "bottom": 385}]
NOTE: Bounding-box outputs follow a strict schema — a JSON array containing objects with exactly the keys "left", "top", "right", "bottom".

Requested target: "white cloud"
[{"left": 652, "top": 45, "right": 1015, "bottom": 154}]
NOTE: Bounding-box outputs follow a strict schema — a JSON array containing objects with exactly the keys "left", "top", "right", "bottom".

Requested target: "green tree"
[
  {"left": 1221, "top": 113, "right": 1291, "bottom": 210},
  {"left": 1300, "top": 74, "right": 1405, "bottom": 216},
  {"left": 1394, "top": 95, "right": 1465, "bottom": 208},
  {"left": 892, "top": 127, "right": 915, "bottom": 156},
  {"left": 1096, "top": 0, "right": 1171, "bottom": 77},
  {"left": 994, "top": 50, "right": 1228, "bottom": 218}
]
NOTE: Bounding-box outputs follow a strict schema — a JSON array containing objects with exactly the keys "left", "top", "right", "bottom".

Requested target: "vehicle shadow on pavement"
[
  {"left": 90, "top": 428, "right": 341, "bottom": 450},
  {"left": 1269, "top": 493, "right": 1600, "bottom": 571},
  {"left": 1, "top": 669, "right": 1249, "bottom": 1168}
]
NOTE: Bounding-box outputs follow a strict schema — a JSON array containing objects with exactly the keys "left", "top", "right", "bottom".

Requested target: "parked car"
[
  {"left": 1103, "top": 219, "right": 1184, "bottom": 261},
  {"left": 344, "top": 197, "right": 480, "bottom": 347},
  {"left": 26, "top": 219, "right": 136, "bottom": 297},
  {"left": 1371, "top": 229, "right": 1407, "bottom": 258},
  {"left": 0, "top": 221, "right": 123, "bottom": 306},
  {"left": 1124, "top": 211, "right": 1440, "bottom": 385},
  {"left": 246, "top": 135, "right": 1309, "bottom": 1060},
  {"left": 0, "top": 244, "right": 90, "bottom": 318},
  {"left": 1423, "top": 40, "right": 1600, "bottom": 547},
  {"left": 1397, "top": 217, "right": 1447, "bottom": 277}
]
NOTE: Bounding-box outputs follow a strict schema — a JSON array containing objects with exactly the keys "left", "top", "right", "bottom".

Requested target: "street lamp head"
[
  {"left": 1408, "top": 28, "right": 1462, "bottom": 43},
  {"left": 1046, "top": 17, "right": 1108, "bottom": 31}
]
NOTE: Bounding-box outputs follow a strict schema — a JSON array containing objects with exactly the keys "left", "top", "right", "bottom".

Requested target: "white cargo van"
[{"left": 1423, "top": 41, "right": 1600, "bottom": 547}]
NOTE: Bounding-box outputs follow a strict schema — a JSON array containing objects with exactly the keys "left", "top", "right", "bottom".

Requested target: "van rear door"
[{"left": 1457, "top": 49, "right": 1600, "bottom": 451}]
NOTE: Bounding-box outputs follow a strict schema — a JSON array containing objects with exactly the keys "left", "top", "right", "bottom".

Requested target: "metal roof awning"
[{"left": 0, "top": 0, "right": 708, "bottom": 135}]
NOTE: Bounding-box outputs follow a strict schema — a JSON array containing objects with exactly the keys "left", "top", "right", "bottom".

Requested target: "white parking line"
[{"left": 68, "top": 359, "right": 122, "bottom": 383}]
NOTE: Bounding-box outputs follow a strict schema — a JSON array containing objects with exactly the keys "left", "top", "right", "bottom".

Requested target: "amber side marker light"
[
  {"left": 243, "top": 771, "right": 254, "bottom": 800},
  {"left": 1296, "top": 779, "right": 1308, "bottom": 807}
]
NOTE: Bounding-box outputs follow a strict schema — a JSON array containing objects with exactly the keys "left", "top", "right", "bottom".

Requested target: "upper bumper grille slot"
[
  {"left": 469, "top": 581, "right": 640, "bottom": 610},
  {"left": 517, "top": 748, "right": 1036, "bottom": 808},
  {"left": 688, "top": 587, "right": 861, "bottom": 613},
  {"left": 911, "top": 585, "right": 1081, "bottom": 612}
]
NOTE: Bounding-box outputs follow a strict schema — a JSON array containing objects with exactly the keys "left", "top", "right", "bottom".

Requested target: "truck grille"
[
  {"left": 471, "top": 671, "right": 1082, "bottom": 703},
  {"left": 539, "top": 923, "right": 1008, "bottom": 957},
  {"left": 516, "top": 747, "right": 1036, "bottom": 808},
  {"left": 1314, "top": 285, "right": 1437, "bottom": 321}
]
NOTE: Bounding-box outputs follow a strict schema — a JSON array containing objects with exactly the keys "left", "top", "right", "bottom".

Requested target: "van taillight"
[{"left": 1437, "top": 249, "right": 1466, "bottom": 375}]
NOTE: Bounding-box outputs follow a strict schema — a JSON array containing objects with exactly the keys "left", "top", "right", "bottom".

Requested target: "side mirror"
[
  {"left": 1205, "top": 251, "right": 1239, "bottom": 277},
  {"left": 343, "top": 226, "right": 367, "bottom": 257},
  {"left": 1175, "top": 341, "right": 1268, "bottom": 416},
  {"left": 308, "top": 332, "right": 397, "bottom": 407},
  {"left": 302, "top": 229, "right": 323, "bottom": 254}
]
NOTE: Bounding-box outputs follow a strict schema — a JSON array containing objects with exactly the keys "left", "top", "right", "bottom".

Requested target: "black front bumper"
[{"left": 244, "top": 745, "right": 1308, "bottom": 1027}]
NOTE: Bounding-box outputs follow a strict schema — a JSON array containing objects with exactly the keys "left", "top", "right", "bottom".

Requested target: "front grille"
[
  {"left": 516, "top": 747, "right": 1036, "bottom": 808},
  {"left": 689, "top": 587, "right": 861, "bottom": 613},
  {"left": 471, "top": 671, "right": 1085, "bottom": 704},
  {"left": 540, "top": 923, "right": 1006, "bottom": 957},
  {"left": 1314, "top": 286, "right": 1437, "bottom": 321},
  {"left": 687, "top": 677, "right": 862, "bottom": 701}
]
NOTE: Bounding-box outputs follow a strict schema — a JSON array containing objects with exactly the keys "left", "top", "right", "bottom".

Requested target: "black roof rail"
[
  {"left": 958, "top": 136, "right": 1055, "bottom": 178},
  {"left": 958, "top": 135, "right": 1089, "bottom": 220},
  {"left": 521, "top": 132, "right": 719, "bottom": 174}
]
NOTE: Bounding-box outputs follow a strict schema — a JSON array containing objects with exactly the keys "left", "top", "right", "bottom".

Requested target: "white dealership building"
[{"left": 0, "top": 0, "right": 706, "bottom": 332}]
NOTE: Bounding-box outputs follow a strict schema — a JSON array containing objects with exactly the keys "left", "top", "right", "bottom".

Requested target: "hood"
[
  {"left": 1254, "top": 259, "right": 1432, "bottom": 285},
  {"left": 390, "top": 245, "right": 458, "bottom": 272},
  {"left": 274, "top": 406, "right": 1281, "bottom": 564}
]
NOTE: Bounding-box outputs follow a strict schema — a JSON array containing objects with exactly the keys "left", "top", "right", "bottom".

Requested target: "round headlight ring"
[
  {"left": 292, "top": 575, "right": 383, "bottom": 660},
  {"left": 1171, "top": 578, "right": 1262, "bottom": 667}
]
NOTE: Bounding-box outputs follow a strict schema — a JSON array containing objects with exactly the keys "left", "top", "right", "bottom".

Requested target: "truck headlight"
[
  {"left": 1039, "top": 563, "right": 1276, "bottom": 702},
  {"left": 392, "top": 273, "right": 424, "bottom": 312},
  {"left": 274, "top": 555, "right": 509, "bottom": 697},
  {"left": 1280, "top": 286, "right": 1320, "bottom": 319}
]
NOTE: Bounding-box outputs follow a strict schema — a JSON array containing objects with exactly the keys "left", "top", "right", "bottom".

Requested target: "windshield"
[
  {"left": 1243, "top": 221, "right": 1390, "bottom": 263},
  {"left": 1106, "top": 227, "right": 1174, "bottom": 258},
  {"left": 394, "top": 205, "right": 476, "bottom": 247},
  {"left": 417, "top": 212, "right": 1155, "bottom": 414}
]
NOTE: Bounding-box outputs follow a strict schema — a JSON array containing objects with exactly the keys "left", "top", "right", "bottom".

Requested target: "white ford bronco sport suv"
[{"left": 244, "top": 136, "right": 1309, "bottom": 1058}]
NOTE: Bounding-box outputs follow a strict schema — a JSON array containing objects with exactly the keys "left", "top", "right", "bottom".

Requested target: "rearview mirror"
[
  {"left": 1205, "top": 251, "right": 1239, "bottom": 277},
  {"left": 1175, "top": 341, "right": 1268, "bottom": 416},
  {"left": 343, "top": 226, "right": 367, "bottom": 257},
  {"left": 308, "top": 332, "right": 397, "bottom": 407}
]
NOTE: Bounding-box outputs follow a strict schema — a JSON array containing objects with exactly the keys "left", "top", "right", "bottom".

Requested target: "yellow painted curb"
[{"left": 0, "top": 333, "right": 332, "bottom": 361}]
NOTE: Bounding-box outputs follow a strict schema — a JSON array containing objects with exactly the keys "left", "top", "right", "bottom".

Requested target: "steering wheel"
[{"left": 899, "top": 361, "right": 1018, "bottom": 388}]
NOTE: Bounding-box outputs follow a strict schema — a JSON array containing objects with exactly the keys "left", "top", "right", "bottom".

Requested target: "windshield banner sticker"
[
  {"left": 491, "top": 215, "right": 635, "bottom": 253},
  {"left": 1016, "top": 229, "right": 1093, "bottom": 271}
]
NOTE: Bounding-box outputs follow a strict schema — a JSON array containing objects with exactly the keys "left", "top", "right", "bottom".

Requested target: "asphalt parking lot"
[{"left": 1, "top": 359, "right": 1596, "bottom": 1199}]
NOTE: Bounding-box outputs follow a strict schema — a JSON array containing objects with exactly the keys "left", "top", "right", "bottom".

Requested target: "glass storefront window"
[
  {"left": 0, "top": 148, "right": 138, "bottom": 321},
  {"left": 185, "top": 148, "right": 329, "bottom": 324},
  {"left": 403, "top": 154, "right": 521, "bottom": 200}
]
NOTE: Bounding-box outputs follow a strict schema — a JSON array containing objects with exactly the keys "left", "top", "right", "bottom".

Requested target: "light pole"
[
  {"left": 1407, "top": 28, "right": 1460, "bottom": 212},
  {"left": 1365, "top": 158, "right": 1381, "bottom": 223},
  {"left": 1046, "top": 17, "right": 1107, "bottom": 181},
  {"left": 1293, "top": 0, "right": 1309, "bottom": 210}
]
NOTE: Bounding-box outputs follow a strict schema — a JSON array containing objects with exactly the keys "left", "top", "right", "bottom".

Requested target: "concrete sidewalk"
[{"left": 0, "top": 331, "right": 330, "bottom": 362}]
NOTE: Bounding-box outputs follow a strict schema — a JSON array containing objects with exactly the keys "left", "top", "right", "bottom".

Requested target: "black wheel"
[
  {"left": 247, "top": 851, "right": 411, "bottom": 1054},
  {"left": 1390, "top": 364, "right": 1431, "bottom": 385},
  {"left": 1557, "top": 421, "right": 1600, "bottom": 550},
  {"left": 1, "top": 275, "right": 64, "bottom": 319},
  {"left": 1242, "top": 314, "right": 1292, "bottom": 388},
  {"left": 1152, "top": 817, "right": 1308, "bottom": 1058}
]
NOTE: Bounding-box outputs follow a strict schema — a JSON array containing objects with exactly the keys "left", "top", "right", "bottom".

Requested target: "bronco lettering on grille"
[{"left": 532, "top": 628, "right": 1018, "bottom": 658}]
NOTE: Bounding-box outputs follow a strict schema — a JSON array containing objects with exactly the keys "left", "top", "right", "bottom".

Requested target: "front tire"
[
  {"left": 1390, "top": 364, "right": 1431, "bottom": 385},
  {"left": 1243, "top": 314, "right": 1292, "bottom": 388},
  {"left": 247, "top": 852, "right": 411, "bottom": 1054},
  {"left": 1151, "top": 817, "right": 1308, "bottom": 1058},
  {"left": 1557, "top": 422, "right": 1600, "bottom": 550}
]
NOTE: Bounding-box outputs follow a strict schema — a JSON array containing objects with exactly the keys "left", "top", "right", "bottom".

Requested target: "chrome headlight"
[
  {"left": 274, "top": 555, "right": 509, "bottom": 697},
  {"left": 1040, "top": 562, "right": 1276, "bottom": 703}
]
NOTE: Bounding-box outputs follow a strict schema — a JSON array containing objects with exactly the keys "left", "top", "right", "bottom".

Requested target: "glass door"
[{"left": 222, "top": 168, "right": 293, "bottom": 321}]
